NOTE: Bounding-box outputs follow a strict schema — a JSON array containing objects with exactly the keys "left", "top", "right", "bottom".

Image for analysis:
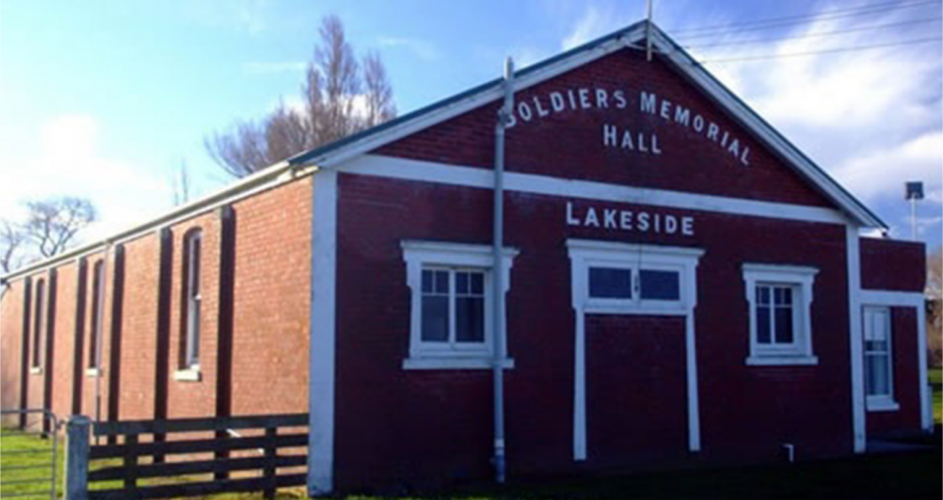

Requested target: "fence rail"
[{"left": 85, "top": 413, "right": 308, "bottom": 500}]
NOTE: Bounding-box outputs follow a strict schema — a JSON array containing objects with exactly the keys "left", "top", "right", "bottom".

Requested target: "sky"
[{"left": 0, "top": 0, "right": 941, "bottom": 250}]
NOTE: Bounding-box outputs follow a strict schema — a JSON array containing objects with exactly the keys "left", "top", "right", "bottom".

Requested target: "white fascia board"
[
  {"left": 341, "top": 154, "right": 848, "bottom": 226},
  {"left": 2, "top": 161, "right": 311, "bottom": 283},
  {"left": 650, "top": 32, "right": 882, "bottom": 229}
]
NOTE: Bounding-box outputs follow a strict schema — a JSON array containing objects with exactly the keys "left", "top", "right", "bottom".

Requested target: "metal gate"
[{"left": 1, "top": 409, "right": 61, "bottom": 500}]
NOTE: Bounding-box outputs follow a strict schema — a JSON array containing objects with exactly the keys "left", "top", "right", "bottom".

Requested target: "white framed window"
[
  {"left": 182, "top": 229, "right": 202, "bottom": 373},
  {"left": 743, "top": 264, "right": 818, "bottom": 366},
  {"left": 31, "top": 278, "right": 46, "bottom": 372},
  {"left": 864, "top": 306, "right": 897, "bottom": 411},
  {"left": 401, "top": 241, "right": 518, "bottom": 370},
  {"left": 88, "top": 260, "right": 105, "bottom": 372},
  {"left": 568, "top": 240, "right": 702, "bottom": 315}
]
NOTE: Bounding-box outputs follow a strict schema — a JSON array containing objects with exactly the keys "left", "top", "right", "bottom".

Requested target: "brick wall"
[
  {"left": 865, "top": 307, "right": 923, "bottom": 437},
  {"left": 0, "top": 280, "right": 25, "bottom": 425},
  {"left": 333, "top": 172, "right": 852, "bottom": 490},
  {"left": 860, "top": 237, "right": 926, "bottom": 291},
  {"left": 378, "top": 48, "right": 831, "bottom": 208}
]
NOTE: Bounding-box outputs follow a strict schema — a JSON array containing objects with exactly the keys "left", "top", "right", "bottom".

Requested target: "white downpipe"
[{"left": 492, "top": 57, "right": 514, "bottom": 484}]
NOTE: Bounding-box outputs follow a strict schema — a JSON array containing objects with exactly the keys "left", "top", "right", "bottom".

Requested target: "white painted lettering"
[
  {"left": 682, "top": 217, "right": 694, "bottom": 236},
  {"left": 603, "top": 124, "right": 618, "bottom": 147},
  {"left": 534, "top": 96, "right": 550, "bottom": 117},
  {"left": 595, "top": 88, "right": 609, "bottom": 108},
  {"left": 566, "top": 202, "right": 581, "bottom": 226},
  {"left": 654, "top": 213, "right": 661, "bottom": 232},
  {"left": 740, "top": 147, "right": 751, "bottom": 166},
  {"left": 550, "top": 92, "right": 566, "bottom": 112},
  {"left": 568, "top": 89, "right": 578, "bottom": 110},
  {"left": 638, "top": 212, "right": 650, "bottom": 232},
  {"left": 665, "top": 215, "right": 677, "bottom": 233},
  {"left": 660, "top": 100, "right": 672, "bottom": 120},
  {"left": 707, "top": 122, "right": 719, "bottom": 142},
  {"left": 652, "top": 134, "right": 661, "bottom": 155},
  {"left": 640, "top": 91, "right": 657, "bottom": 114},
  {"left": 638, "top": 132, "right": 649, "bottom": 153},
  {"left": 518, "top": 102, "right": 533, "bottom": 121},
  {"left": 621, "top": 130, "right": 635, "bottom": 150},
  {"left": 620, "top": 211, "right": 633, "bottom": 230},
  {"left": 579, "top": 88, "right": 591, "bottom": 109},
  {"left": 613, "top": 90, "right": 627, "bottom": 109},
  {"left": 720, "top": 130, "right": 729, "bottom": 148},
  {"left": 585, "top": 207, "right": 600, "bottom": 227},
  {"left": 727, "top": 139, "right": 740, "bottom": 159},
  {"left": 693, "top": 114, "right": 704, "bottom": 132},
  {"left": 674, "top": 105, "right": 690, "bottom": 127},
  {"left": 604, "top": 209, "right": 617, "bottom": 228}
]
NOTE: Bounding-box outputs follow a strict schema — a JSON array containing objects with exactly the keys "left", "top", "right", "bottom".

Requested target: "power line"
[
  {"left": 684, "top": 17, "right": 942, "bottom": 50},
  {"left": 671, "top": 0, "right": 941, "bottom": 39},
  {"left": 697, "top": 36, "right": 942, "bottom": 64}
]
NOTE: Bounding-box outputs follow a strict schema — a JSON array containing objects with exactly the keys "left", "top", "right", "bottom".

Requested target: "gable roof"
[{"left": 288, "top": 21, "right": 886, "bottom": 229}]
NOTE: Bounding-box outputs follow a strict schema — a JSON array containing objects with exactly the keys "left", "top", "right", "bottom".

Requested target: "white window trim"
[
  {"left": 743, "top": 263, "right": 818, "bottom": 366},
  {"left": 863, "top": 306, "right": 897, "bottom": 412},
  {"left": 401, "top": 240, "right": 518, "bottom": 370},
  {"left": 173, "top": 366, "right": 202, "bottom": 382},
  {"left": 567, "top": 239, "right": 705, "bottom": 460},
  {"left": 184, "top": 230, "right": 202, "bottom": 370}
]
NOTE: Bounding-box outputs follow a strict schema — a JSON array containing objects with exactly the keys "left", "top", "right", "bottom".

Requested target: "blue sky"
[{"left": 1, "top": 0, "right": 941, "bottom": 249}]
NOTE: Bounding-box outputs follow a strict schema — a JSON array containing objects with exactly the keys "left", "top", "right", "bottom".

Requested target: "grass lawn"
[
  {"left": 930, "top": 367, "right": 942, "bottom": 424},
  {"left": 4, "top": 372, "right": 942, "bottom": 499}
]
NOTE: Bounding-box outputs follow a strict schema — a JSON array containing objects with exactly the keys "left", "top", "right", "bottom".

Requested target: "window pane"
[
  {"left": 434, "top": 270, "right": 449, "bottom": 294},
  {"left": 589, "top": 267, "right": 632, "bottom": 299},
  {"left": 757, "top": 286, "right": 770, "bottom": 305},
  {"left": 189, "top": 302, "right": 201, "bottom": 364},
  {"left": 470, "top": 273, "right": 484, "bottom": 295},
  {"left": 422, "top": 270, "right": 433, "bottom": 293},
  {"left": 456, "top": 296, "right": 485, "bottom": 343},
  {"left": 866, "top": 355, "right": 890, "bottom": 396},
  {"left": 757, "top": 305, "right": 771, "bottom": 344},
  {"left": 191, "top": 237, "right": 201, "bottom": 296},
  {"left": 640, "top": 269, "right": 680, "bottom": 300},
  {"left": 774, "top": 306, "right": 794, "bottom": 344},
  {"left": 456, "top": 272, "right": 468, "bottom": 294},
  {"left": 421, "top": 296, "right": 449, "bottom": 342}
]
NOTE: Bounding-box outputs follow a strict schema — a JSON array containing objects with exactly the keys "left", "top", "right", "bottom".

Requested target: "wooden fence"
[{"left": 83, "top": 413, "right": 308, "bottom": 499}]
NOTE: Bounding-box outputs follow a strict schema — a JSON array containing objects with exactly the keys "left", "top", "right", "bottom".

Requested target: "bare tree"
[
  {"left": 0, "top": 221, "right": 26, "bottom": 274},
  {"left": 206, "top": 14, "right": 396, "bottom": 178},
  {"left": 24, "top": 197, "right": 97, "bottom": 258},
  {"left": 172, "top": 160, "right": 192, "bottom": 206}
]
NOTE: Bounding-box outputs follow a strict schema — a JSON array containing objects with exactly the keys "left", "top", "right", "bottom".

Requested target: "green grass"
[
  {"left": 0, "top": 426, "right": 62, "bottom": 498},
  {"left": 930, "top": 367, "right": 942, "bottom": 424}
]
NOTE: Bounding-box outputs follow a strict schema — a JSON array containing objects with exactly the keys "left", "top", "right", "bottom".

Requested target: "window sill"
[
  {"left": 85, "top": 368, "right": 102, "bottom": 378},
  {"left": 745, "top": 355, "right": 819, "bottom": 366},
  {"left": 173, "top": 368, "right": 202, "bottom": 382},
  {"left": 29, "top": 366, "right": 43, "bottom": 375},
  {"left": 402, "top": 357, "right": 515, "bottom": 371},
  {"left": 866, "top": 397, "right": 899, "bottom": 412}
]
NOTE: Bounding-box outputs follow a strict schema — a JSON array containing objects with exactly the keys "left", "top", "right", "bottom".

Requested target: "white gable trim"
[
  {"left": 292, "top": 23, "right": 882, "bottom": 229},
  {"left": 341, "top": 154, "right": 848, "bottom": 225}
]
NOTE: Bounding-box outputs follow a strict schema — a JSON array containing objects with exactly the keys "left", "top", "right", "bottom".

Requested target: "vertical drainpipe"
[{"left": 492, "top": 56, "right": 514, "bottom": 485}]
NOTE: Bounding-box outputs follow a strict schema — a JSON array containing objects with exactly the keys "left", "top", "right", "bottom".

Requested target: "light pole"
[{"left": 905, "top": 181, "right": 924, "bottom": 241}]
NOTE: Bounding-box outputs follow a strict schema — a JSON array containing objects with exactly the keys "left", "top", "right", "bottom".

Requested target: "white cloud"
[
  {"left": 242, "top": 61, "right": 307, "bottom": 75},
  {"left": 833, "top": 131, "right": 943, "bottom": 206},
  {"left": 378, "top": 36, "right": 440, "bottom": 61},
  {"left": 0, "top": 115, "right": 173, "bottom": 244},
  {"left": 562, "top": 5, "right": 632, "bottom": 50}
]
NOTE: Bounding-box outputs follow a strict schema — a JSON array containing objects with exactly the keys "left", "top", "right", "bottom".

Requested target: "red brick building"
[{"left": 0, "top": 22, "right": 931, "bottom": 494}]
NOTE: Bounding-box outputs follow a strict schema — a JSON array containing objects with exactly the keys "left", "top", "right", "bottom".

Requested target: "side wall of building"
[{"left": 0, "top": 177, "right": 313, "bottom": 429}]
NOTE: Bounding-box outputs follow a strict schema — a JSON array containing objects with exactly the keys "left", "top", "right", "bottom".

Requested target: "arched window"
[
  {"left": 183, "top": 229, "right": 202, "bottom": 369},
  {"left": 32, "top": 279, "right": 45, "bottom": 369},
  {"left": 89, "top": 261, "right": 105, "bottom": 369}
]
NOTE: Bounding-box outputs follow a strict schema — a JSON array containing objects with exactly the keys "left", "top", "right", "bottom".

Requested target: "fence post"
[{"left": 64, "top": 415, "right": 91, "bottom": 500}]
